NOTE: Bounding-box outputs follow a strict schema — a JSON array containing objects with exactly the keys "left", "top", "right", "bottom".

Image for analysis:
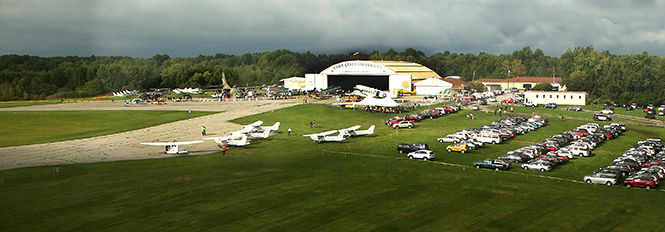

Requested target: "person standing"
[
  {"left": 222, "top": 145, "right": 227, "bottom": 155},
  {"left": 309, "top": 121, "right": 313, "bottom": 128},
  {"left": 312, "top": 120, "right": 316, "bottom": 128},
  {"left": 510, "top": 107, "right": 514, "bottom": 113},
  {"left": 288, "top": 128, "right": 292, "bottom": 136},
  {"left": 201, "top": 126, "right": 207, "bottom": 136}
]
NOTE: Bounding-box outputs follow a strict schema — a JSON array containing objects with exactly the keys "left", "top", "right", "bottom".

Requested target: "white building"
[
  {"left": 413, "top": 77, "right": 453, "bottom": 95},
  {"left": 304, "top": 60, "right": 441, "bottom": 94},
  {"left": 280, "top": 77, "right": 305, "bottom": 90},
  {"left": 524, "top": 91, "right": 587, "bottom": 106}
]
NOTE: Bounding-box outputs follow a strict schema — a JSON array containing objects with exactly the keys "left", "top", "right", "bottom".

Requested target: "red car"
[
  {"left": 502, "top": 99, "right": 515, "bottom": 104},
  {"left": 541, "top": 154, "right": 569, "bottom": 162},
  {"left": 643, "top": 161, "right": 665, "bottom": 168},
  {"left": 624, "top": 177, "right": 656, "bottom": 189},
  {"left": 388, "top": 119, "right": 414, "bottom": 126}
]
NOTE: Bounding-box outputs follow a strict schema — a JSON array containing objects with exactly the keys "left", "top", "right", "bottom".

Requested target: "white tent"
[
  {"left": 414, "top": 78, "right": 453, "bottom": 95},
  {"left": 354, "top": 96, "right": 400, "bottom": 107}
]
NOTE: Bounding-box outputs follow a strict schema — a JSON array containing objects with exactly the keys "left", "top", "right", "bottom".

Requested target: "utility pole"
[{"left": 472, "top": 70, "right": 476, "bottom": 82}]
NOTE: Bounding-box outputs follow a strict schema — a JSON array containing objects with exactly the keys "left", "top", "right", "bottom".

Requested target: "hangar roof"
[
  {"left": 368, "top": 61, "right": 441, "bottom": 81},
  {"left": 320, "top": 60, "right": 441, "bottom": 81}
]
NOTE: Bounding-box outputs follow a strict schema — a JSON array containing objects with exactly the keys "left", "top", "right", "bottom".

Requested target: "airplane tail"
[
  {"left": 367, "top": 125, "right": 375, "bottom": 134},
  {"left": 272, "top": 122, "right": 280, "bottom": 131}
]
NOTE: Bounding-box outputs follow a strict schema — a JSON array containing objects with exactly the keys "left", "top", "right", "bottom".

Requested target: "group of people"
[
  {"left": 363, "top": 106, "right": 402, "bottom": 114},
  {"left": 309, "top": 120, "right": 316, "bottom": 128}
]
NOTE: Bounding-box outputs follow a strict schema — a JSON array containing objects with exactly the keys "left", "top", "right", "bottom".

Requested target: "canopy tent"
[
  {"left": 354, "top": 96, "right": 400, "bottom": 107},
  {"left": 413, "top": 77, "right": 453, "bottom": 95}
]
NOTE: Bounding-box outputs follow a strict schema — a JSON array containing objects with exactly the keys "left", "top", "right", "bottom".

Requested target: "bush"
[{"left": 48, "top": 91, "right": 99, "bottom": 99}]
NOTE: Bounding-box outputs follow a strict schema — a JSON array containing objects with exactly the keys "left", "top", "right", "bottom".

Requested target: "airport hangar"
[{"left": 304, "top": 60, "right": 442, "bottom": 94}]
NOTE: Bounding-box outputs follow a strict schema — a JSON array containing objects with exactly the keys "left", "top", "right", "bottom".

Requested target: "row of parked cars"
[
  {"left": 385, "top": 105, "right": 460, "bottom": 129},
  {"left": 439, "top": 115, "right": 548, "bottom": 156},
  {"left": 585, "top": 138, "right": 664, "bottom": 189},
  {"left": 519, "top": 123, "right": 623, "bottom": 172},
  {"left": 481, "top": 123, "right": 623, "bottom": 173}
]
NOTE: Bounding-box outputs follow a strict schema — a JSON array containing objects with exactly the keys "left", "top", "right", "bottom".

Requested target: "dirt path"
[{"left": 0, "top": 100, "right": 300, "bottom": 170}]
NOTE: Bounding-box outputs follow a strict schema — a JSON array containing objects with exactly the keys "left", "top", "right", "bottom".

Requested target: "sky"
[{"left": 1, "top": 0, "right": 665, "bottom": 57}]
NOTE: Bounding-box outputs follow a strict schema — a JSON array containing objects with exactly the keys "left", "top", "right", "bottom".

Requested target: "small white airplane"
[
  {"left": 303, "top": 130, "right": 347, "bottom": 143},
  {"left": 140, "top": 140, "right": 204, "bottom": 154},
  {"left": 238, "top": 120, "right": 264, "bottom": 133},
  {"left": 249, "top": 129, "right": 272, "bottom": 139},
  {"left": 261, "top": 122, "right": 280, "bottom": 131},
  {"left": 203, "top": 134, "right": 251, "bottom": 147},
  {"left": 340, "top": 125, "right": 375, "bottom": 136}
]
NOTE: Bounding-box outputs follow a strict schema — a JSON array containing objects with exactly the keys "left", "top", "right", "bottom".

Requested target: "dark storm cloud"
[{"left": 1, "top": 0, "right": 664, "bottom": 57}]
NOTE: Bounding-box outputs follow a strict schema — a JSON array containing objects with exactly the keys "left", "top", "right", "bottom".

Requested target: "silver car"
[{"left": 584, "top": 173, "right": 619, "bottom": 186}]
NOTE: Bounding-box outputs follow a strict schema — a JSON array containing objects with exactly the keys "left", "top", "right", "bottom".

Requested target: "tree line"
[{"left": 1, "top": 47, "right": 664, "bottom": 104}]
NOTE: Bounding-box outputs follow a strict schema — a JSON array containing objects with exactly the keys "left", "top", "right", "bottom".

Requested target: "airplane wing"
[
  {"left": 342, "top": 125, "right": 361, "bottom": 131},
  {"left": 141, "top": 140, "right": 203, "bottom": 146},
  {"left": 303, "top": 130, "right": 338, "bottom": 137},
  {"left": 247, "top": 120, "right": 263, "bottom": 127}
]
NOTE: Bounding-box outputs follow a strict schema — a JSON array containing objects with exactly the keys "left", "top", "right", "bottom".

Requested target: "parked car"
[
  {"left": 392, "top": 121, "right": 414, "bottom": 129},
  {"left": 624, "top": 177, "right": 656, "bottom": 189},
  {"left": 543, "top": 103, "right": 557, "bottom": 109},
  {"left": 523, "top": 102, "right": 537, "bottom": 107},
  {"left": 446, "top": 144, "right": 469, "bottom": 153},
  {"left": 471, "top": 105, "right": 480, "bottom": 111},
  {"left": 521, "top": 161, "right": 553, "bottom": 172},
  {"left": 474, "top": 159, "right": 511, "bottom": 170},
  {"left": 407, "top": 150, "right": 435, "bottom": 161},
  {"left": 599, "top": 109, "right": 614, "bottom": 114},
  {"left": 567, "top": 106, "right": 582, "bottom": 111},
  {"left": 584, "top": 172, "right": 620, "bottom": 186},
  {"left": 474, "top": 134, "right": 501, "bottom": 144},
  {"left": 593, "top": 114, "right": 612, "bottom": 121},
  {"left": 397, "top": 143, "right": 429, "bottom": 153},
  {"left": 488, "top": 97, "right": 498, "bottom": 102}
]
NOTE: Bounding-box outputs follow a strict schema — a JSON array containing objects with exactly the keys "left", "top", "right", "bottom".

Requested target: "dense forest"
[{"left": 1, "top": 47, "right": 664, "bottom": 104}]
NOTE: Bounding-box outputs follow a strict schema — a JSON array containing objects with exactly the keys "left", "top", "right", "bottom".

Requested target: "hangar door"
[{"left": 327, "top": 75, "right": 389, "bottom": 91}]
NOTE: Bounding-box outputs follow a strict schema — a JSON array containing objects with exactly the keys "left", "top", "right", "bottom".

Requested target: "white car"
[
  {"left": 566, "top": 146, "right": 590, "bottom": 157},
  {"left": 553, "top": 150, "right": 574, "bottom": 159},
  {"left": 599, "top": 109, "right": 614, "bottom": 114},
  {"left": 407, "top": 150, "right": 435, "bottom": 161},
  {"left": 584, "top": 173, "right": 619, "bottom": 186},
  {"left": 474, "top": 134, "right": 501, "bottom": 144},
  {"left": 488, "top": 97, "right": 497, "bottom": 102},
  {"left": 521, "top": 161, "right": 552, "bottom": 172},
  {"left": 523, "top": 102, "right": 537, "bottom": 107},
  {"left": 392, "top": 121, "right": 414, "bottom": 129},
  {"left": 438, "top": 135, "right": 461, "bottom": 143}
]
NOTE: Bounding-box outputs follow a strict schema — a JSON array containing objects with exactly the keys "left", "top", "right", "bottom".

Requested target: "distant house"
[
  {"left": 524, "top": 91, "right": 587, "bottom": 105},
  {"left": 476, "top": 76, "right": 565, "bottom": 91}
]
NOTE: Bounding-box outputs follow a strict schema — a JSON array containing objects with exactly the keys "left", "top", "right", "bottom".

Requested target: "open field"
[
  {"left": 2, "top": 104, "right": 665, "bottom": 231},
  {"left": 0, "top": 111, "right": 214, "bottom": 147}
]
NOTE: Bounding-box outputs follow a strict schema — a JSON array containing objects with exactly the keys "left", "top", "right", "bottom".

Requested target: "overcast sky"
[{"left": 1, "top": 0, "right": 665, "bottom": 57}]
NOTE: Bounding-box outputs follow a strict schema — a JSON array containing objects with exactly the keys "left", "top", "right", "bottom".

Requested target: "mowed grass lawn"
[
  {"left": 0, "top": 111, "right": 215, "bottom": 147},
  {"left": 2, "top": 104, "right": 665, "bottom": 231}
]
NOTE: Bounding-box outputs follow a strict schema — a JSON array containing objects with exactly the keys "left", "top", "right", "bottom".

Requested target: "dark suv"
[{"left": 397, "top": 143, "right": 430, "bottom": 153}]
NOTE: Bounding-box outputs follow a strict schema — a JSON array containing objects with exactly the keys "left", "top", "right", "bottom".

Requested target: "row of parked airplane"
[
  {"left": 140, "top": 120, "right": 280, "bottom": 154},
  {"left": 303, "top": 125, "right": 375, "bottom": 143}
]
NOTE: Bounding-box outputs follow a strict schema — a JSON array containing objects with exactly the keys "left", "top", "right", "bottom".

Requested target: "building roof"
[
  {"left": 321, "top": 60, "right": 441, "bottom": 81},
  {"left": 475, "top": 76, "right": 562, "bottom": 84},
  {"left": 414, "top": 77, "right": 453, "bottom": 87},
  {"left": 445, "top": 78, "right": 468, "bottom": 90}
]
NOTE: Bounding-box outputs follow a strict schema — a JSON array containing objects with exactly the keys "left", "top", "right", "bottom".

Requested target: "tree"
[
  {"left": 465, "top": 82, "right": 486, "bottom": 92},
  {"left": 530, "top": 82, "right": 554, "bottom": 91}
]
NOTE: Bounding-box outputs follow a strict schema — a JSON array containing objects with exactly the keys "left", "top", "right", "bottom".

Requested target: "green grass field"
[
  {"left": 0, "top": 111, "right": 215, "bottom": 147},
  {"left": 0, "top": 100, "right": 62, "bottom": 108},
  {"left": 2, "top": 104, "right": 665, "bottom": 231}
]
